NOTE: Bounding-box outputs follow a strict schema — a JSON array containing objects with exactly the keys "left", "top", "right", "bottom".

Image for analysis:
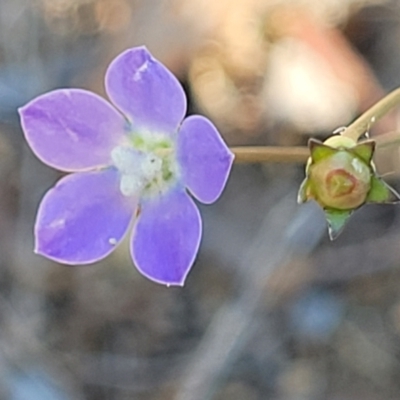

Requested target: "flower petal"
[
  {"left": 177, "top": 116, "right": 234, "bottom": 204},
  {"left": 19, "top": 89, "right": 126, "bottom": 171},
  {"left": 35, "top": 169, "right": 136, "bottom": 264},
  {"left": 105, "top": 46, "right": 186, "bottom": 134},
  {"left": 132, "top": 188, "right": 202, "bottom": 286}
]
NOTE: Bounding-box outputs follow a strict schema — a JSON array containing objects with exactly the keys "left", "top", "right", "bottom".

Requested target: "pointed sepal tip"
[{"left": 325, "top": 208, "right": 353, "bottom": 240}]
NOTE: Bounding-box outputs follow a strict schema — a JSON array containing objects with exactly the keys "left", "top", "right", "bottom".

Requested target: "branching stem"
[
  {"left": 342, "top": 87, "right": 400, "bottom": 141},
  {"left": 231, "top": 87, "right": 400, "bottom": 163},
  {"left": 230, "top": 131, "right": 400, "bottom": 164}
]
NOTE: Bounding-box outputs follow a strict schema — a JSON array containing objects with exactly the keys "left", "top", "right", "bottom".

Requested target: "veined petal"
[
  {"left": 35, "top": 169, "right": 136, "bottom": 264},
  {"left": 19, "top": 89, "right": 126, "bottom": 171},
  {"left": 132, "top": 188, "right": 202, "bottom": 286},
  {"left": 177, "top": 116, "right": 234, "bottom": 204},
  {"left": 105, "top": 46, "right": 186, "bottom": 134}
]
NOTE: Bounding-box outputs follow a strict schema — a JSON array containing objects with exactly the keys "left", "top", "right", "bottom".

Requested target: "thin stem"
[
  {"left": 231, "top": 88, "right": 400, "bottom": 163},
  {"left": 230, "top": 130, "right": 400, "bottom": 164},
  {"left": 342, "top": 87, "right": 400, "bottom": 141},
  {"left": 231, "top": 146, "right": 309, "bottom": 163}
]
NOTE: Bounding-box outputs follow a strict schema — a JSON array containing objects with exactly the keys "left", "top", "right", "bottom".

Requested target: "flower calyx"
[{"left": 298, "top": 134, "right": 400, "bottom": 239}]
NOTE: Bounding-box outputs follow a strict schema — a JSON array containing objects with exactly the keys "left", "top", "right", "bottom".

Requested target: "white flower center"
[{"left": 111, "top": 137, "right": 178, "bottom": 197}]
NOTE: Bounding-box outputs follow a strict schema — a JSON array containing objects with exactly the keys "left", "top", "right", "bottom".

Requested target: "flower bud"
[
  {"left": 298, "top": 134, "right": 400, "bottom": 239},
  {"left": 308, "top": 147, "right": 371, "bottom": 210}
]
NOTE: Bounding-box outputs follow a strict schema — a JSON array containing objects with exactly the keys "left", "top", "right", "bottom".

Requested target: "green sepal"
[
  {"left": 308, "top": 139, "right": 337, "bottom": 163},
  {"left": 349, "top": 140, "right": 375, "bottom": 164},
  {"left": 366, "top": 176, "right": 400, "bottom": 203},
  {"left": 324, "top": 208, "right": 353, "bottom": 240},
  {"left": 297, "top": 178, "right": 310, "bottom": 204}
]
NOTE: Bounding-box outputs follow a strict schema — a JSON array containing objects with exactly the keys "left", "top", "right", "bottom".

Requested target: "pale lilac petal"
[
  {"left": 132, "top": 188, "right": 202, "bottom": 286},
  {"left": 177, "top": 116, "right": 234, "bottom": 204},
  {"left": 19, "top": 89, "right": 126, "bottom": 171},
  {"left": 35, "top": 169, "right": 136, "bottom": 264},
  {"left": 105, "top": 46, "right": 186, "bottom": 134}
]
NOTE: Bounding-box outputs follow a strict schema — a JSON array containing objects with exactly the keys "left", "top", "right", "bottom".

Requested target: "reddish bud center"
[
  {"left": 307, "top": 150, "right": 372, "bottom": 210},
  {"left": 326, "top": 169, "right": 357, "bottom": 198}
]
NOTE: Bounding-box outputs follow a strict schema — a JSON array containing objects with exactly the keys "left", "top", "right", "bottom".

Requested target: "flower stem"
[
  {"left": 342, "top": 87, "right": 400, "bottom": 141},
  {"left": 231, "top": 146, "right": 309, "bottom": 163},
  {"left": 231, "top": 87, "right": 400, "bottom": 164},
  {"left": 230, "top": 130, "right": 400, "bottom": 164}
]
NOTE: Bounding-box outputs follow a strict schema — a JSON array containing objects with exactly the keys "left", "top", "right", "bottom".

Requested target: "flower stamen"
[{"left": 111, "top": 141, "right": 178, "bottom": 198}]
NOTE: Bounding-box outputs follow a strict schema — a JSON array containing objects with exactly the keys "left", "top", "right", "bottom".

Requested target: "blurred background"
[{"left": 1, "top": 0, "right": 400, "bottom": 399}]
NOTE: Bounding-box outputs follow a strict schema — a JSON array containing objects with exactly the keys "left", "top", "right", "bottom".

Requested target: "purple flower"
[{"left": 19, "top": 46, "right": 234, "bottom": 286}]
